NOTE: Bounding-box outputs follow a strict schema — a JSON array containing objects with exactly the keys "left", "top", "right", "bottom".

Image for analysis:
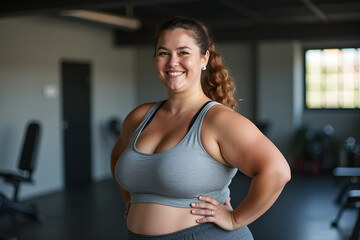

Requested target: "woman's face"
[{"left": 155, "top": 28, "right": 209, "bottom": 93}]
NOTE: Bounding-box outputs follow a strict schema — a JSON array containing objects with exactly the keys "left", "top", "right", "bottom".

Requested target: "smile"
[{"left": 167, "top": 71, "right": 184, "bottom": 77}]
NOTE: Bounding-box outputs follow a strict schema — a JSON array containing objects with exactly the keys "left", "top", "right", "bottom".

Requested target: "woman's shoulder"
[
  {"left": 206, "top": 103, "right": 259, "bottom": 134},
  {"left": 125, "top": 102, "right": 156, "bottom": 121},
  {"left": 206, "top": 103, "right": 243, "bottom": 122},
  {"left": 121, "top": 101, "right": 159, "bottom": 137}
]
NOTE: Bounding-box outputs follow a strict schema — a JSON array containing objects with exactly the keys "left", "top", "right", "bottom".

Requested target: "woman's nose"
[{"left": 168, "top": 55, "right": 179, "bottom": 67}]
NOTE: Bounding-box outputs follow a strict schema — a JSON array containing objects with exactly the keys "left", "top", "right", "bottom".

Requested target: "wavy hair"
[{"left": 154, "top": 16, "right": 237, "bottom": 110}]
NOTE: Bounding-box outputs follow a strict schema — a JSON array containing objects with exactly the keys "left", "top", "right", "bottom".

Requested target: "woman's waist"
[{"left": 126, "top": 203, "right": 199, "bottom": 235}]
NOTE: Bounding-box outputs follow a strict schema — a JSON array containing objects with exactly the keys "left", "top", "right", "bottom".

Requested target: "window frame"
[{"left": 303, "top": 46, "right": 360, "bottom": 111}]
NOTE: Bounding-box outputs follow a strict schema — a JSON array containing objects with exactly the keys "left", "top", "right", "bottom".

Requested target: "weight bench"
[
  {"left": 333, "top": 167, "right": 360, "bottom": 204},
  {"left": 331, "top": 189, "right": 360, "bottom": 240},
  {"left": 332, "top": 167, "right": 360, "bottom": 239}
]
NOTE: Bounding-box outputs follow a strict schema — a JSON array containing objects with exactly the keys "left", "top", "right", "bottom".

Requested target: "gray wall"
[
  {"left": 257, "top": 41, "right": 302, "bottom": 158},
  {"left": 134, "top": 47, "right": 167, "bottom": 105},
  {"left": 1, "top": 15, "right": 360, "bottom": 200},
  {"left": 219, "top": 43, "right": 254, "bottom": 119},
  {"left": 0, "top": 16, "right": 137, "bottom": 200}
]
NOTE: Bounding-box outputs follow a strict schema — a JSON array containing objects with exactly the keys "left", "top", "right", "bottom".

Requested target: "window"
[{"left": 305, "top": 48, "right": 360, "bottom": 109}]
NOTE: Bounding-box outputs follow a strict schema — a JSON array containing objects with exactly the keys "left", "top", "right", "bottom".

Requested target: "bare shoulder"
[
  {"left": 124, "top": 102, "right": 155, "bottom": 125},
  {"left": 205, "top": 104, "right": 261, "bottom": 138},
  {"left": 204, "top": 104, "right": 287, "bottom": 177},
  {"left": 111, "top": 102, "right": 156, "bottom": 160},
  {"left": 121, "top": 102, "right": 156, "bottom": 138}
]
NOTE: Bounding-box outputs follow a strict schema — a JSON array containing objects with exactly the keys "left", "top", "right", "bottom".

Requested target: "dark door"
[{"left": 61, "top": 61, "right": 92, "bottom": 189}]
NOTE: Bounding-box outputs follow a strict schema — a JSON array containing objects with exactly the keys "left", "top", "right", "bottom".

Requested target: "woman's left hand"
[{"left": 191, "top": 196, "right": 237, "bottom": 231}]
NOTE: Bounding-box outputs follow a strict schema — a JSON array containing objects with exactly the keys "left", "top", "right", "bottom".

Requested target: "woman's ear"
[{"left": 202, "top": 50, "right": 210, "bottom": 68}]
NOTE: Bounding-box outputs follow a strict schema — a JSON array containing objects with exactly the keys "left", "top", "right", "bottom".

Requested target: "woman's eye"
[
  {"left": 157, "top": 52, "right": 169, "bottom": 56},
  {"left": 179, "top": 52, "right": 189, "bottom": 56}
]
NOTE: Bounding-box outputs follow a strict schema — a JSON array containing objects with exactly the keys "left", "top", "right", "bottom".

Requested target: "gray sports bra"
[{"left": 115, "top": 101, "right": 238, "bottom": 208}]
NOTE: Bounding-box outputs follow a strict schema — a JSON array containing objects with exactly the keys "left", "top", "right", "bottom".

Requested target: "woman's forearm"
[{"left": 232, "top": 168, "right": 290, "bottom": 229}]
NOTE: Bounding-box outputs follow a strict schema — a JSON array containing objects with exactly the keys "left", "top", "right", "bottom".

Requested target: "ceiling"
[{"left": 1, "top": 0, "right": 360, "bottom": 45}]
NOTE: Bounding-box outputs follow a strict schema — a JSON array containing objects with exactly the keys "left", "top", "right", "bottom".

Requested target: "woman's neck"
[{"left": 165, "top": 91, "right": 210, "bottom": 115}]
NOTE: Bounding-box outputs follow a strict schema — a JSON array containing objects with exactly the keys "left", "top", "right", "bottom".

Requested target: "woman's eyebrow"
[
  {"left": 177, "top": 46, "right": 192, "bottom": 51},
  {"left": 156, "top": 46, "right": 192, "bottom": 51},
  {"left": 156, "top": 46, "right": 168, "bottom": 51}
]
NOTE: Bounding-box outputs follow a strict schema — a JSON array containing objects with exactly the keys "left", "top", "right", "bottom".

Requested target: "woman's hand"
[
  {"left": 124, "top": 199, "right": 131, "bottom": 218},
  {"left": 191, "top": 196, "right": 237, "bottom": 231}
]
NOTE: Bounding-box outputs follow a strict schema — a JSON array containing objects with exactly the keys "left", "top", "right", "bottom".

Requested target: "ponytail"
[{"left": 201, "top": 43, "right": 237, "bottom": 110}]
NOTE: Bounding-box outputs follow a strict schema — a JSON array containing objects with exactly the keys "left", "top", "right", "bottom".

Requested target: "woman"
[{"left": 111, "top": 16, "right": 291, "bottom": 239}]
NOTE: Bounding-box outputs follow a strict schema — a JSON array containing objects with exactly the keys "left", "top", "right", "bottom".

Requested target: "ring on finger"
[{"left": 211, "top": 210, "right": 214, "bottom": 216}]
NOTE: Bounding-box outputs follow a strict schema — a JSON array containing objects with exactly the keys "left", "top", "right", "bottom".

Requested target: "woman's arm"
[
  {"left": 110, "top": 103, "right": 154, "bottom": 217},
  {"left": 220, "top": 110, "right": 291, "bottom": 229},
  {"left": 111, "top": 134, "right": 131, "bottom": 217},
  {"left": 191, "top": 106, "right": 291, "bottom": 230}
]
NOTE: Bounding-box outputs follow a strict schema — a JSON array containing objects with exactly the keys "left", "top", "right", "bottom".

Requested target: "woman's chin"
[{"left": 166, "top": 81, "right": 184, "bottom": 91}]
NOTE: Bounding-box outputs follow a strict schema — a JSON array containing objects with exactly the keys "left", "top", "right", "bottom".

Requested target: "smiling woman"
[
  {"left": 155, "top": 29, "right": 208, "bottom": 92},
  {"left": 111, "top": 16, "right": 291, "bottom": 240}
]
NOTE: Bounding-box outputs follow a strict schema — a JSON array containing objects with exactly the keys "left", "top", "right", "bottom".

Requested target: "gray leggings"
[{"left": 127, "top": 223, "right": 254, "bottom": 240}]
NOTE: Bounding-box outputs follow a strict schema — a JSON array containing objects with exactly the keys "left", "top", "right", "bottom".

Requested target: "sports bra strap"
[
  {"left": 142, "top": 100, "right": 166, "bottom": 130},
  {"left": 188, "top": 101, "right": 212, "bottom": 131},
  {"left": 142, "top": 100, "right": 213, "bottom": 132}
]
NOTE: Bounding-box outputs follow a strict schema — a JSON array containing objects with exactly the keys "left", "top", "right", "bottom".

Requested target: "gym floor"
[{"left": 0, "top": 172, "right": 357, "bottom": 240}]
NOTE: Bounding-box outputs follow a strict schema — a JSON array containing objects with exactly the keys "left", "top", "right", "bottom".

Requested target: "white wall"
[{"left": 0, "top": 16, "right": 136, "bottom": 200}]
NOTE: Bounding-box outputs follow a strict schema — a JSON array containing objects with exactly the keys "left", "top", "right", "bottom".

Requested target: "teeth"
[{"left": 168, "top": 72, "right": 183, "bottom": 76}]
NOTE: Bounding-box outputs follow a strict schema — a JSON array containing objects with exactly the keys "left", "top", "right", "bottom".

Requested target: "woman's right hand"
[{"left": 124, "top": 199, "right": 131, "bottom": 218}]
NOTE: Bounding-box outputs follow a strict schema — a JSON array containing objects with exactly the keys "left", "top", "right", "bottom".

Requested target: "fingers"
[
  {"left": 190, "top": 195, "right": 219, "bottom": 211},
  {"left": 191, "top": 204, "right": 216, "bottom": 224},
  {"left": 198, "top": 195, "right": 219, "bottom": 205},
  {"left": 191, "top": 196, "right": 218, "bottom": 223},
  {"left": 191, "top": 195, "right": 236, "bottom": 231},
  {"left": 124, "top": 207, "right": 129, "bottom": 218},
  {"left": 124, "top": 201, "right": 131, "bottom": 218},
  {"left": 195, "top": 216, "right": 215, "bottom": 224},
  {"left": 191, "top": 202, "right": 214, "bottom": 210},
  {"left": 224, "top": 197, "right": 231, "bottom": 206},
  {"left": 191, "top": 208, "right": 214, "bottom": 216}
]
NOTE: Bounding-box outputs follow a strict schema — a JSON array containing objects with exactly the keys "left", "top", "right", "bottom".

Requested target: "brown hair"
[{"left": 154, "top": 16, "right": 237, "bottom": 110}]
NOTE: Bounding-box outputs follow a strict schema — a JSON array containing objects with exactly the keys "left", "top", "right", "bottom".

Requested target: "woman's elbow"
[
  {"left": 277, "top": 159, "right": 292, "bottom": 186},
  {"left": 265, "top": 156, "right": 291, "bottom": 188}
]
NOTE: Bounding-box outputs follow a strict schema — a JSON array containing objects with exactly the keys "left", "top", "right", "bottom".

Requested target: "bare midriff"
[{"left": 126, "top": 203, "right": 199, "bottom": 235}]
